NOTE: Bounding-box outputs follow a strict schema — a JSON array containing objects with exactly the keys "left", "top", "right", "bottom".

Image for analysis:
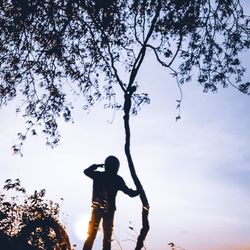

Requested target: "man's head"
[{"left": 104, "top": 155, "right": 120, "bottom": 175}]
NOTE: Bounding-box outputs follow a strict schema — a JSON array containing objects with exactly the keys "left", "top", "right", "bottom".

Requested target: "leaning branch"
[{"left": 123, "top": 88, "right": 149, "bottom": 250}]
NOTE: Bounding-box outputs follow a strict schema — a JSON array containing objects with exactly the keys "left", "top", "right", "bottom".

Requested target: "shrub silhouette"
[{"left": 0, "top": 179, "right": 71, "bottom": 250}]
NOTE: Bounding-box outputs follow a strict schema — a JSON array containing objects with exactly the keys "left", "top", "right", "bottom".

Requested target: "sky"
[{"left": 1, "top": 2, "right": 250, "bottom": 250}]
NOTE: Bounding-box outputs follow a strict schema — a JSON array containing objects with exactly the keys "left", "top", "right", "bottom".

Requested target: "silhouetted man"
[{"left": 82, "top": 155, "right": 140, "bottom": 250}]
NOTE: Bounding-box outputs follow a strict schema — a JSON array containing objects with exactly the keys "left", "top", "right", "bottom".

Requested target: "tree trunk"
[{"left": 123, "top": 90, "right": 150, "bottom": 250}]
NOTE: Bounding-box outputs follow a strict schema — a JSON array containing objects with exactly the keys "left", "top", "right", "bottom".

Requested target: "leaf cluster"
[{"left": 0, "top": 0, "right": 249, "bottom": 149}]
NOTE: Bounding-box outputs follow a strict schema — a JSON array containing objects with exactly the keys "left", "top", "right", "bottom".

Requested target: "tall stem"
[
  {"left": 121, "top": 2, "right": 161, "bottom": 248},
  {"left": 123, "top": 90, "right": 150, "bottom": 250}
]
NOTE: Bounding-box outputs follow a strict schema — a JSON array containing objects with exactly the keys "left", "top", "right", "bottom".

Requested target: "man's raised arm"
[{"left": 84, "top": 164, "right": 104, "bottom": 178}]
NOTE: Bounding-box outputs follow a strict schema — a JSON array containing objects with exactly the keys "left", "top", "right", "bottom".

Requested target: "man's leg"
[
  {"left": 102, "top": 210, "right": 115, "bottom": 250},
  {"left": 82, "top": 208, "right": 102, "bottom": 250}
]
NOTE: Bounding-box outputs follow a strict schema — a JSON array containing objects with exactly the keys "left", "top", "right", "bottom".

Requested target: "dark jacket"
[{"left": 84, "top": 165, "right": 139, "bottom": 211}]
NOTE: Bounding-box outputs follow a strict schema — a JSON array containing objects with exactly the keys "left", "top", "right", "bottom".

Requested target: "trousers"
[{"left": 82, "top": 207, "right": 115, "bottom": 250}]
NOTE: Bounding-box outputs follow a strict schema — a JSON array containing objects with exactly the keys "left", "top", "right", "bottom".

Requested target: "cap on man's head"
[{"left": 104, "top": 155, "right": 120, "bottom": 174}]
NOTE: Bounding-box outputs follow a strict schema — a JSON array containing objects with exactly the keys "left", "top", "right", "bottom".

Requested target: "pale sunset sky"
[{"left": 1, "top": 1, "right": 250, "bottom": 250}]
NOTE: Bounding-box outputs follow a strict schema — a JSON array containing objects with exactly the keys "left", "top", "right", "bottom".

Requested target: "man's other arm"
[{"left": 119, "top": 178, "right": 140, "bottom": 197}]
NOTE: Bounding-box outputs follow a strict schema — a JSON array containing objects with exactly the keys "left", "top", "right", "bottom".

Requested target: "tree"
[{"left": 0, "top": 0, "right": 249, "bottom": 249}]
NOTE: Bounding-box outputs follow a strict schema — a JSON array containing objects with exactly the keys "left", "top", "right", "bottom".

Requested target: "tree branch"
[{"left": 129, "top": 0, "right": 162, "bottom": 87}]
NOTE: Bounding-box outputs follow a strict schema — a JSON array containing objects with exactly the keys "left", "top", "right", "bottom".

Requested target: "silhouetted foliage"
[
  {"left": 0, "top": 179, "right": 71, "bottom": 250},
  {"left": 0, "top": 1, "right": 249, "bottom": 249},
  {"left": 0, "top": 0, "right": 249, "bottom": 148}
]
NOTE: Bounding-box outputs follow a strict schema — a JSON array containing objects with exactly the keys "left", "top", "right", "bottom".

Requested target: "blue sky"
[
  {"left": 1, "top": 2, "right": 250, "bottom": 250},
  {"left": 1, "top": 54, "right": 250, "bottom": 250}
]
